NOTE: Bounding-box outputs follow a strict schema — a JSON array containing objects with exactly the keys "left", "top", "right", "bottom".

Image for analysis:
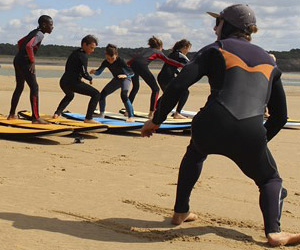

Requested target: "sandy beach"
[{"left": 0, "top": 65, "right": 300, "bottom": 250}]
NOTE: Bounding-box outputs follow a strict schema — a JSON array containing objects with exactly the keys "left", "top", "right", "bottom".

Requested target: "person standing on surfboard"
[
  {"left": 90, "top": 44, "right": 135, "bottom": 122},
  {"left": 7, "top": 15, "right": 54, "bottom": 124},
  {"left": 127, "top": 36, "right": 184, "bottom": 119},
  {"left": 141, "top": 4, "right": 300, "bottom": 246},
  {"left": 53, "top": 35, "right": 100, "bottom": 124},
  {"left": 157, "top": 39, "right": 192, "bottom": 119}
]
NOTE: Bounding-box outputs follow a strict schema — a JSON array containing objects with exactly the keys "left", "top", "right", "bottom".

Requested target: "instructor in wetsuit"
[{"left": 141, "top": 4, "right": 300, "bottom": 247}]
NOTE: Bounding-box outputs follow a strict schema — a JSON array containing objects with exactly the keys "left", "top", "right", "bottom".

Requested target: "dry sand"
[{"left": 0, "top": 66, "right": 300, "bottom": 250}]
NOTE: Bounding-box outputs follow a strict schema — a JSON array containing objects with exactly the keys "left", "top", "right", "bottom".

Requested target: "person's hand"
[
  {"left": 141, "top": 119, "right": 160, "bottom": 137},
  {"left": 118, "top": 74, "right": 127, "bottom": 79},
  {"left": 89, "top": 79, "right": 93, "bottom": 85},
  {"left": 90, "top": 69, "right": 96, "bottom": 74},
  {"left": 29, "top": 62, "right": 35, "bottom": 74}
]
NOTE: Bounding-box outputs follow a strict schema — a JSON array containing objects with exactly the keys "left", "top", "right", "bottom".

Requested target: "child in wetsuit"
[
  {"left": 8, "top": 15, "right": 54, "bottom": 124},
  {"left": 90, "top": 44, "right": 135, "bottom": 122},
  {"left": 157, "top": 39, "right": 192, "bottom": 119},
  {"left": 127, "top": 36, "right": 184, "bottom": 118},
  {"left": 53, "top": 35, "right": 100, "bottom": 123}
]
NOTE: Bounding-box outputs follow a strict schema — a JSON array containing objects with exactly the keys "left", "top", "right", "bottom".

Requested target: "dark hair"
[
  {"left": 148, "top": 36, "right": 163, "bottom": 49},
  {"left": 81, "top": 35, "right": 98, "bottom": 46},
  {"left": 172, "top": 39, "right": 192, "bottom": 52},
  {"left": 38, "top": 15, "right": 52, "bottom": 26},
  {"left": 105, "top": 43, "right": 118, "bottom": 57},
  {"left": 221, "top": 20, "right": 258, "bottom": 41}
]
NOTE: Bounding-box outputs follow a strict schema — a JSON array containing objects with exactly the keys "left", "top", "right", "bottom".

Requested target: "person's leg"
[
  {"left": 120, "top": 78, "right": 134, "bottom": 120},
  {"left": 99, "top": 79, "right": 120, "bottom": 117},
  {"left": 128, "top": 72, "right": 140, "bottom": 104},
  {"left": 54, "top": 80, "right": 75, "bottom": 116},
  {"left": 139, "top": 68, "right": 160, "bottom": 116},
  {"left": 174, "top": 89, "right": 189, "bottom": 119},
  {"left": 20, "top": 64, "right": 49, "bottom": 123},
  {"left": 8, "top": 61, "right": 25, "bottom": 119},
  {"left": 232, "top": 143, "right": 300, "bottom": 246},
  {"left": 172, "top": 140, "right": 207, "bottom": 225},
  {"left": 71, "top": 82, "right": 100, "bottom": 121}
]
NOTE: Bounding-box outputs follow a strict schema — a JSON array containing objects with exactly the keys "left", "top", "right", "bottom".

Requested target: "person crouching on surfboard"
[
  {"left": 53, "top": 35, "right": 100, "bottom": 124},
  {"left": 90, "top": 44, "right": 135, "bottom": 122},
  {"left": 7, "top": 15, "right": 54, "bottom": 124}
]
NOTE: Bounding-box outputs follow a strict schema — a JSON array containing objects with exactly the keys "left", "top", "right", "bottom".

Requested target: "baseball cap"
[{"left": 207, "top": 4, "right": 256, "bottom": 32}]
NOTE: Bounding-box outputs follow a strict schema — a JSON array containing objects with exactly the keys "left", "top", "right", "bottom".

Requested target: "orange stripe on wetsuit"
[{"left": 219, "top": 48, "right": 273, "bottom": 80}]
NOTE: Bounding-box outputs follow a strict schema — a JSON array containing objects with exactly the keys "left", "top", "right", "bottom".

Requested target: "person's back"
[
  {"left": 204, "top": 37, "right": 276, "bottom": 120},
  {"left": 15, "top": 28, "right": 44, "bottom": 63},
  {"left": 141, "top": 4, "right": 300, "bottom": 246}
]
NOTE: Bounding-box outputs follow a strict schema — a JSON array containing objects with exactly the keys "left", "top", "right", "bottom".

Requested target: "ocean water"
[{"left": 0, "top": 64, "right": 299, "bottom": 86}]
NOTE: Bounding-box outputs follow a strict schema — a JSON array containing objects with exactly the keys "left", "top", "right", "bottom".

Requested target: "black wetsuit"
[
  {"left": 54, "top": 48, "right": 100, "bottom": 120},
  {"left": 153, "top": 37, "right": 288, "bottom": 236},
  {"left": 157, "top": 50, "right": 190, "bottom": 113},
  {"left": 95, "top": 57, "right": 134, "bottom": 117},
  {"left": 9, "top": 28, "right": 44, "bottom": 120},
  {"left": 127, "top": 48, "right": 184, "bottom": 111}
]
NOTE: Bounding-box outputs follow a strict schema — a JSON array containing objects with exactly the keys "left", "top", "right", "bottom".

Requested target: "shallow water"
[{"left": 0, "top": 63, "right": 299, "bottom": 85}]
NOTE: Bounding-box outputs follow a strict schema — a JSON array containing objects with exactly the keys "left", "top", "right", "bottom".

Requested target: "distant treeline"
[{"left": 1, "top": 43, "right": 300, "bottom": 71}]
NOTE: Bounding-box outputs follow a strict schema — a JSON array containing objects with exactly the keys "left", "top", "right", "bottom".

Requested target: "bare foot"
[
  {"left": 148, "top": 111, "right": 154, "bottom": 119},
  {"left": 126, "top": 117, "right": 135, "bottom": 122},
  {"left": 99, "top": 112, "right": 105, "bottom": 118},
  {"left": 123, "top": 111, "right": 129, "bottom": 117},
  {"left": 173, "top": 112, "right": 187, "bottom": 119},
  {"left": 32, "top": 118, "right": 50, "bottom": 124},
  {"left": 52, "top": 113, "right": 60, "bottom": 119},
  {"left": 171, "top": 212, "right": 198, "bottom": 225},
  {"left": 7, "top": 114, "right": 18, "bottom": 120},
  {"left": 268, "top": 232, "right": 300, "bottom": 246},
  {"left": 84, "top": 119, "right": 100, "bottom": 124}
]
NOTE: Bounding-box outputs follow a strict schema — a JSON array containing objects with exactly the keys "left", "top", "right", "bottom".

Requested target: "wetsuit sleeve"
[
  {"left": 152, "top": 51, "right": 208, "bottom": 125},
  {"left": 17, "top": 36, "right": 26, "bottom": 49},
  {"left": 264, "top": 72, "right": 288, "bottom": 141},
  {"left": 25, "top": 32, "right": 44, "bottom": 63},
  {"left": 149, "top": 52, "right": 184, "bottom": 68},
  {"left": 94, "top": 60, "right": 107, "bottom": 76},
  {"left": 119, "top": 58, "right": 134, "bottom": 77},
  {"left": 79, "top": 53, "right": 93, "bottom": 81}
]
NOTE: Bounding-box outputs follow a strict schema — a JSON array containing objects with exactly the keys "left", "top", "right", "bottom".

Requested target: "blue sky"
[{"left": 0, "top": 0, "right": 299, "bottom": 51}]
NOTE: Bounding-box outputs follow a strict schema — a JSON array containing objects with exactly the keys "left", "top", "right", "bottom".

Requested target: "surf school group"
[
  {"left": 2, "top": 4, "right": 300, "bottom": 247},
  {"left": 5, "top": 14, "right": 192, "bottom": 126}
]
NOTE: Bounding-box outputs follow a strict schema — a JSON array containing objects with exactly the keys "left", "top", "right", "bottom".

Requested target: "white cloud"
[
  {"left": 108, "top": 0, "right": 132, "bottom": 4},
  {"left": 8, "top": 19, "right": 22, "bottom": 28},
  {"left": 105, "top": 25, "right": 128, "bottom": 35},
  {"left": 0, "top": 0, "right": 33, "bottom": 10},
  {"left": 61, "top": 4, "right": 96, "bottom": 17}
]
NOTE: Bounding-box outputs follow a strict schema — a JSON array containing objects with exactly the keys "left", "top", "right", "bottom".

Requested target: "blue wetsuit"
[
  {"left": 94, "top": 57, "right": 134, "bottom": 117},
  {"left": 153, "top": 37, "right": 288, "bottom": 236}
]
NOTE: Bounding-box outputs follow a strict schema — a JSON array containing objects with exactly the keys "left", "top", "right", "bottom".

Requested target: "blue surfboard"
[{"left": 62, "top": 112, "right": 191, "bottom": 131}]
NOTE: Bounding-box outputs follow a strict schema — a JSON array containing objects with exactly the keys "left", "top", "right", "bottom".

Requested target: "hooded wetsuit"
[{"left": 153, "top": 37, "right": 288, "bottom": 236}]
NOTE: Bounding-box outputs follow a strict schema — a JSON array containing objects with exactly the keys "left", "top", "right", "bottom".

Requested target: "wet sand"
[{"left": 0, "top": 67, "right": 300, "bottom": 250}]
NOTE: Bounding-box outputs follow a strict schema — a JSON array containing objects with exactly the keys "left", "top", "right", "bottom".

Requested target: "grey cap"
[{"left": 207, "top": 4, "right": 256, "bottom": 32}]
